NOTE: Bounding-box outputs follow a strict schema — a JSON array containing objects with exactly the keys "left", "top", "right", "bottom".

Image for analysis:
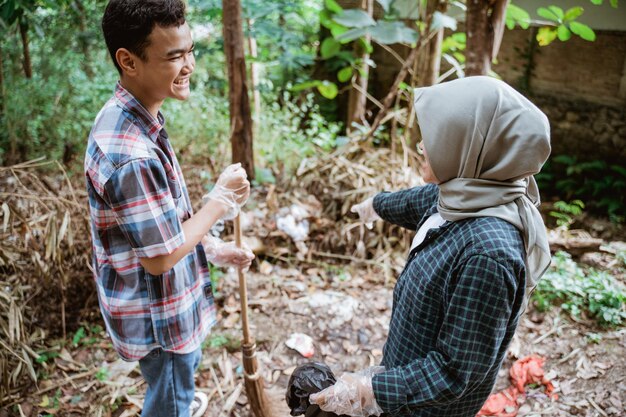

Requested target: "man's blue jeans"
[{"left": 139, "top": 347, "right": 202, "bottom": 417}]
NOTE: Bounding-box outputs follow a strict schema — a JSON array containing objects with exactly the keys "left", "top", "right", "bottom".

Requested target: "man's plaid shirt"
[
  {"left": 371, "top": 184, "right": 527, "bottom": 417},
  {"left": 84, "top": 83, "right": 216, "bottom": 361}
]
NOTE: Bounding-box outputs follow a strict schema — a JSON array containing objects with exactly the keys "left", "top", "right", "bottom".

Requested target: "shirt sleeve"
[
  {"left": 372, "top": 184, "right": 439, "bottom": 231},
  {"left": 103, "top": 157, "right": 185, "bottom": 258},
  {"left": 372, "top": 255, "right": 520, "bottom": 415}
]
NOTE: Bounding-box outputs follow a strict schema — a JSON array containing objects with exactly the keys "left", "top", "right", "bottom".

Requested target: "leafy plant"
[
  {"left": 533, "top": 252, "right": 626, "bottom": 326},
  {"left": 535, "top": 5, "right": 596, "bottom": 45},
  {"left": 549, "top": 199, "right": 585, "bottom": 229},
  {"left": 537, "top": 155, "right": 625, "bottom": 223},
  {"left": 95, "top": 367, "right": 109, "bottom": 382}
]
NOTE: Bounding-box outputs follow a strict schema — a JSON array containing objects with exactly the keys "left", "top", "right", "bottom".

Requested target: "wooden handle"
[{"left": 234, "top": 214, "right": 251, "bottom": 344}]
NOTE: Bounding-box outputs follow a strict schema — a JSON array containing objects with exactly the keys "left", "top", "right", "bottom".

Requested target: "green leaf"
[
  {"left": 325, "top": 0, "right": 343, "bottom": 13},
  {"left": 317, "top": 81, "right": 338, "bottom": 99},
  {"left": 548, "top": 5, "right": 565, "bottom": 19},
  {"left": 557, "top": 24, "right": 572, "bottom": 41},
  {"left": 570, "top": 21, "right": 596, "bottom": 41},
  {"left": 537, "top": 26, "right": 558, "bottom": 46},
  {"left": 537, "top": 6, "right": 562, "bottom": 22},
  {"left": 589, "top": 0, "right": 602, "bottom": 4},
  {"left": 337, "top": 66, "right": 353, "bottom": 83},
  {"left": 72, "top": 327, "right": 86, "bottom": 346},
  {"left": 563, "top": 6, "right": 583, "bottom": 22},
  {"left": 319, "top": 9, "right": 334, "bottom": 29},
  {"left": 321, "top": 37, "right": 341, "bottom": 59},
  {"left": 610, "top": 0, "right": 618, "bottom": 8},
  {"left": 506, "top": 4, "right": 531, "bottom": 30},
  {"left": 336, "top": 27, "right": 369, "bottom": 43},
  {"left": 376, "top": 0, "right": 393, "bottom": 13},
  {"left": 330, "top": 24, "right": 349, "bottom": 38},
  {"left": 290, "top": 80, "right": 321, "bottom": 92},
  {"left": 333, "top": 9, "right": 376, "bottom": 28},
  {"left": 431, "top": 11, "right": 457, "bottom": 31},
  {"left": 358, "top": 37, "right": 374, "bottom": 54},
  {"left": 370, "top": 21, "right": 419, "bottom": 45}
]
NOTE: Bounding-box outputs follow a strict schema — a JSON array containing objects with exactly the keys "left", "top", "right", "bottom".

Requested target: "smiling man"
[{"left": 84, "top": 1, "right": 254, "bottom": 416}]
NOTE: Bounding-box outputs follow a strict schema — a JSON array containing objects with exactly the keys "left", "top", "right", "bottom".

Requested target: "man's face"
[{"left": 134, "top": 22, "right": 195, "bottom": 103}]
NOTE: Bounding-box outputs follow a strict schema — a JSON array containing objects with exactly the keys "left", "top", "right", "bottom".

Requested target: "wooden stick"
[{"left": 234, "top": 214, "right": 251, "bottom": 345}]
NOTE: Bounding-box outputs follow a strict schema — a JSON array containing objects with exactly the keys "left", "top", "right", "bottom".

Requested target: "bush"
[{"left": 533, "top": 251, "right": 626, "bottom": 326}]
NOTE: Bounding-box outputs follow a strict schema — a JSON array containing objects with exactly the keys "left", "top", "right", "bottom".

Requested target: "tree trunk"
[
  {"left": 223, "top": 0, "right": 255, "bottom": 179},
  {"left": 406, "top": 0, "right": 445, "bottom": 149},
  {"left": 347, "top": 0, "right": 373, "bottom": 132},
  {"left": 246, "top": 19, "right": 261, "bottom": 132},
  {"left": 418, "top": 0, "right": 446, "bottom": 86},
  {"left": 465, "top": 0, "right": 492, "bottom": 76},
  {"left": 0, "top": 44, "right": 5, "bottom": 115},
  {"left": 19, "top": 21, "right": 32, "bottom": 79},
  {"left": 73, "top": 0, "right": 93, "bottom": 77}
]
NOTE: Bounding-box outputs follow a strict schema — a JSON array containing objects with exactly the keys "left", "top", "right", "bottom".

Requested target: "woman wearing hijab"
[{"left": 309, "top": 76, "right": 552, "bottom": 417}]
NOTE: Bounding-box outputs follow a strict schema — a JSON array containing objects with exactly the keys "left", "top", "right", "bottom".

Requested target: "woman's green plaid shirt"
[{"left": 371, "top": 184, "right": 527, "bottom": 417}]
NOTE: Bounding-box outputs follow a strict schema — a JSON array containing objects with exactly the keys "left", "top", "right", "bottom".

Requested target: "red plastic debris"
[{"left": 477, "top": 355, "right": 557, "bottom": 417}]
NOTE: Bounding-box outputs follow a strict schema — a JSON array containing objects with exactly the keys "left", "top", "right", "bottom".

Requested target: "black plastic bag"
[{"left": 285, "top": 362, "right": 347, "bottom": 417}]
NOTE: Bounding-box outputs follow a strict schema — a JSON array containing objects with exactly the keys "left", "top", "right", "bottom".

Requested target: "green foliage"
[
  {"left": 208, "top": 263, "right": 224, "bottom": 296},
  {"left": 203, "top": 332, "right": 241, "bottom": 351},
  {"left": 71, "top": 324, "right": 103, "bottom": 347},
  {"left": 533, "top": 252, "right": 626, "bottom": 326},
  {"left": 506, "top": 4, "right": 531, "bottom": 29},
  {"left": 535, "top": 5, "right": 596, "bottom": 45},
  {"left": 537, "top": 156, "right": 625, "bottom": 223},
  {"left": 35, "top": 350, "right": 60, "bottom": 364},
  {"left": 95, "top": 367, "right": 109, "bottom": 382},
  {"left": 586, "top": 332, "right": 602, "bottom": 344},
  {"left": 256, "top": 92, "right": 343, "bottom": 175},
  {"left": 549, "top": 199, "right": 585, "bottom": 229}
]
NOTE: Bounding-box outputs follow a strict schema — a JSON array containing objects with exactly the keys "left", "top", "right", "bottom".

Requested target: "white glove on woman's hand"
[
  {"left": 203, "top": 163, "right": 250, "bottom": 220},
  {"left": 350, "top": 197, "right": 381, "bottom": 229},
  {"left": 309, "top": 367, "right": 385, "bottom": 417},
  {"left": 202, "top": 235, "right": 255, "bottom": 271}
]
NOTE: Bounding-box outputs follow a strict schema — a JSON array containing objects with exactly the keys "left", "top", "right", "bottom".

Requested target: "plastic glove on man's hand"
[
  {"left": 350, "top": 197, "right": 381, "bottom": 230},
  {"left": 203, "top": 163, "right": 250, "bottom": 220},
  {"left": 309, "top": 368, "right": 384, "bottom": 417},
  {"left": 202, "top": 235, "right": 255, "bottom": 271}
]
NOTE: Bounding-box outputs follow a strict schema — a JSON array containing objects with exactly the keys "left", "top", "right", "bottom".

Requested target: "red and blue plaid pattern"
[{"left": 84, "top": 83, "right": 216, "bottom": 361}]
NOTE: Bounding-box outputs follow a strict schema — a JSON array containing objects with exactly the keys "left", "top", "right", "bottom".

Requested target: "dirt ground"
[{"left": 4, "top": 255, "right": 625, "bottom": 417}]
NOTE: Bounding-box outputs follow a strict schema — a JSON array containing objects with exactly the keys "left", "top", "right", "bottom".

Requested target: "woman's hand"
[
  {"left": 309, "top": 367, "right": 384, "bottom": 417},
  {"left": 350, "top": 197, "right": 381, "bottom": 229}
]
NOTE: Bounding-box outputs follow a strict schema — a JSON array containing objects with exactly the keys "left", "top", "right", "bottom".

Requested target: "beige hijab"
[{"left": 414, "top": 76, "right": 551, "bottom": 296}]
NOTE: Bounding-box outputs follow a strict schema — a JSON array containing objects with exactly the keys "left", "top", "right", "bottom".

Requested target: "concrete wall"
[
  {"left": 494, "top": 28, "right": 626, "bottom": 106},
  {"left": 493, "top": 28, "right": 626, "bottom": 163}
]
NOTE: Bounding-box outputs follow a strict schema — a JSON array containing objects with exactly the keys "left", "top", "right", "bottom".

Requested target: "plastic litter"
[
  {"left": 285, "top": 362, "right": 346, "bottom": 417},
  {"left": 304, "top": 292, "right": 359, "bottom": 328},
  {"left": 277, "top": 204, "right": 310, "bottom": 242},
  {"left": 285, "top": 333, "right": 315, "bottom": 358},
  {"left": 478, "top": 355, "right": 557, "bottom": 417}
]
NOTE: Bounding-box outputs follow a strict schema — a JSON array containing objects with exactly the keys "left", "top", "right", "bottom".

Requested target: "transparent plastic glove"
[
  {"left": 201, "top": 235, "right": 255, "bottom": 271},
  {"left": 203, "top": 163, "right": 250, "bottom": 221},
  {"left": 309, "top": 367, "right": 385, "bottom": 417},
  {"left": 350, "top": 197, "right": 381, "bottom": 230}
]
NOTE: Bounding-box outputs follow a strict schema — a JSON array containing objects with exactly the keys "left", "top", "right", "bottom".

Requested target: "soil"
[{"left": 5, "top": 257, "right": 625, "bottom": 417}]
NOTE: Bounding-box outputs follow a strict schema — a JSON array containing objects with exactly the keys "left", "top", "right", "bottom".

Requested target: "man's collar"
[{"left": 114, "top": 81, "right": 166, "bottom": 142}]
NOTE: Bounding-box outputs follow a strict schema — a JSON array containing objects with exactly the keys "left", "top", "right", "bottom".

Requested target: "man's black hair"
[{"left": 102, "top": 0, "right": 186, "bottom": 74}]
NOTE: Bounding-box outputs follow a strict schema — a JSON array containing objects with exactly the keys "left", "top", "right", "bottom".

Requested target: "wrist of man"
[{"left": 201, "top": 197, "right": 230, "bottom": 219}]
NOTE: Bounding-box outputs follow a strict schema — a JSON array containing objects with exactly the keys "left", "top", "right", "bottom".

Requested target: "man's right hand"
[
  {"left": 203, "top": 163, "right": 250, "bottom": 219},
  {"left": 350, "top": 197, "right": 381, "bottom": 229}
]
